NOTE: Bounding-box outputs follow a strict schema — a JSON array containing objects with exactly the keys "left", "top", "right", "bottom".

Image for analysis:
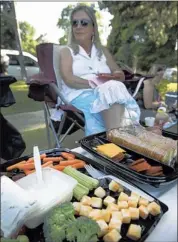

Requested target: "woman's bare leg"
[{"left": 101, "top": 103, "right": 129, "bottom": 130}]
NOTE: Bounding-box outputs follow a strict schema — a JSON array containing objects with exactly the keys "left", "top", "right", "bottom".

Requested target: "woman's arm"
[
  {"left": 59, "top": 47, "right": 90, "bottom": 89},
  {"left": 102, "top": 47, "right": 125, "bottom": 81}
]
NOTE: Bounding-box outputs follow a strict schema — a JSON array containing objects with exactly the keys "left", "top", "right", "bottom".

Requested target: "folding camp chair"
[
  {"left": 27, "top": 43, "right": 152, "bottom": 148},
  {"left": 27, "top": 43, "right": 85, "bottom": 148}
]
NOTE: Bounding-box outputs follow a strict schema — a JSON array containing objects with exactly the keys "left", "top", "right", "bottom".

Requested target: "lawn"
[
  {"left": 1, "top": 80, "right": 42, "bottom": 116},
  {"left": 22, "top": 127, "right": 82, "bottom": 156}
]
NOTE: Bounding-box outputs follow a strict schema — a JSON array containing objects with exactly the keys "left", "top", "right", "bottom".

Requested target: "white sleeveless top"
[{"left": 61, "top": 44, "right": 111, "bottom": 102}]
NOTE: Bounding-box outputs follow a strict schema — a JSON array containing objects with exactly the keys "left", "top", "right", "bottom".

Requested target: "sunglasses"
[{"left": 72, "top": 19, "right": 93, "bottom": 28}]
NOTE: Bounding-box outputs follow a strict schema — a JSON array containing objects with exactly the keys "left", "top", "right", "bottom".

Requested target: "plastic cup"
[{"left": 145, "top": 117, "right": 155, "bottom": 127}]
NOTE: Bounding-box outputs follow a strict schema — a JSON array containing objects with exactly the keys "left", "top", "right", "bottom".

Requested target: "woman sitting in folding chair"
[{"left": 59, "top": 5, "right": 140, "bottom": 136}]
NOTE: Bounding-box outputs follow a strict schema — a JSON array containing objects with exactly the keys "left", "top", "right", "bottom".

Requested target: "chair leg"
[
  {"left": 44, "top": 103, "right": 61, "bottom": 148},
  {"left": 57, "top": 113, "right": 85, "bottom": 145},
  {"left": 43, "top": 103, "right": 51, "bottom": 149},
  {"left": 56, "top": 112, "right": 67, "bottom": 138},
  {"left": 59, "top": 122, "right": 76, "bottom": 144}
]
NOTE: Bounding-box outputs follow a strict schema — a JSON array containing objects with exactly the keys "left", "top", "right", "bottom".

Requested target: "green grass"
[
  {"left": 22, "top": 127, "right": 51, "bottom": 156},
  {"left": 1, "top": 80, "right": 42, "bottom": 116},
  {"left": 21, "top": 127, "right": 81, "bottom": 156}
]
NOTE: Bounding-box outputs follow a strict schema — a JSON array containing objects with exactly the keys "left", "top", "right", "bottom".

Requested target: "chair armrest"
[{"left": 49, "top": 83, "right": 85, "bottom": 122}]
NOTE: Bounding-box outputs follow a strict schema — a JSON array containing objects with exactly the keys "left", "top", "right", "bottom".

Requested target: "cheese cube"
[
  {"left": 91, "top": 197, "right": 102, "bottom": 208},
  {"left": 128, "top": 197, "right": 138, "bottom": 208},
  {"left": 104, "top": 196, "right": 116, "bottom": 206},
  {"left": 131, "top": 192, "right": 140, "bottom": 202},
  {"left": 109, "top": 219, "right": 122, "bottom": 233},
  {"left": 109, "top": 180, "right": 120, "bottom": 192},
  {"left": 118, "top": 184, "right": 124, "bottom": 192},
  {"left": 118, "top": 192, "right": 129, "bottom": 202},
  {"left": 121, "top": 209, "right": 131, "bottom": 224},
  {"left": 101, "top": 209, "right": 111, "bottom": 223},
  {"left": 96, "top": 219, "right": 109, "bottom": 237},
  {"left": 79, "top": 205, "right": 92, "bottom": 217},
  {"left": 129, "top": 207, "right": 139, "bottom": 220},
  {"left": 117, "top": 201, "right": 128, "bottom": 210},
  {"left": 126, "top": 224, "right": 142, "bottom": 241},
  {"left": 103, "top": 229, "right": 122, "bottom": 242},
  {"left": 80, "top": 195, "right": 91, "bottom": 206},
  {"left": 73, "top": 202, "right": 81, "bottom": 215},
  {"left": 139, "top": 205, "right": 149, "bottom": 219},
  {"left": 147, "top": 202, "right": 161, "bottom": 216},
  {"left": 139, "top": 197, "right": 149, "bottom": 207},
  {"left": 111, "top": 211, "right": 123, "bottom": 222},
  {"left": 94, "top": 186, "right": 106, "bottom": 198},
  {"left": 107, "top": 203, "right": 119, "bottom": 212},
  {"left": 89, "top": 209, "right": 102, "bottom": 220}
]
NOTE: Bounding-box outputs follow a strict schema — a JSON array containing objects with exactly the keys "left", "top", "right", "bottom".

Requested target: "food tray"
[
  {"left": 162, "top": 127, "right": 178, "bottom": 140},
  {"left": 1, "top": 148, "right": 169, "bottom": 242},
  {"left": 24, "top": 176, "right": 169, "bottom": 242},
  {"left": 80, "top": 132, "right": 178, "bottom": 186}
]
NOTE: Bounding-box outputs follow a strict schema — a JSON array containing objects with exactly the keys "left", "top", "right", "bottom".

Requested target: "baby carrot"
[
  {"left": 60, "top": 159, "right": 84, "bottom": 166},
  {"left": 42, "top": 161, "right": 53, "bottom": 168},
  {"left": 53, "top": 165, "right": 66, "bottom": 171},
  {"left": 7, "top": 161, "right": 28, "bottom": 171},
  {"left": 71, "top": 162, "right": 85, "bottom": 169},
  {"left": 43, "top": 157, "right": 63, "bottom": 163},
  {"left": 61, "top": 152, "right": 75, "bottom": 160},
  {"left": 27, "top": 153, "right": 46, "bottom": 163},
  {"left": 24, "top": 162, "right": 53, "bottom": 175}
]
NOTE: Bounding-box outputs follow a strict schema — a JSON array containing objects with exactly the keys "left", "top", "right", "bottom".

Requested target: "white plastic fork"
[{"left": 84, "top": 164, "right": 105, "bottom": 179}]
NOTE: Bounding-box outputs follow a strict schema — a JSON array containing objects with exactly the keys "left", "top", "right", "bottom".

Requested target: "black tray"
[
  {"left": 25, "top": 177, "right": 168, "bottom": 242},
  {"left": 1, "top": 148, "right": 169, "bottom": 242},
  {"left": 80, "top": 132, "right": 178, "bottom": 186},
  {"left": 162, "top": 125, "right": 178, "bottom": 140}
]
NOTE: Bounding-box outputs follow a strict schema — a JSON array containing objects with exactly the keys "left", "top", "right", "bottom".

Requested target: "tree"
[
  {"left": 19, "top": 21, "right": 47, "bottom": 56},
  {"left": 0, "top": 1, "right": 17, "bottom": 49},
  {"left": 0, "top": 1, "right": 47, "bottom": 55},
  {"left": 99, "top": 1, "right": 177, "bottom": 71},
  {"left": 57, "top": 2, "right": 103, "bottom": 45}
]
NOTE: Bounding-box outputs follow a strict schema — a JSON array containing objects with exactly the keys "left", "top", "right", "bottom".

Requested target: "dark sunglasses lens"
[
  {"left": 72, "top": 20, "right": 78, "bottom": 27},
  {"left": 81, "top": 20, "right": 89, "bottom": 27}
]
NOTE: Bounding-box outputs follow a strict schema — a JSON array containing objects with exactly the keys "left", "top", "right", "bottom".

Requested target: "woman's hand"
[
  {"left": 113, "top": 70, "right": 125, "bottom": 81},
  {"left": 97, "top": 71, "right": 125, "bottom": 81},
  {"left": 97, "top": 73, "right": 115, "bottom": 80}
]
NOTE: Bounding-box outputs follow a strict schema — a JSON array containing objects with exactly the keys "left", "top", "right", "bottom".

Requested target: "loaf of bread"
[{"left": 107, "top": 126, "right": 177, "bottom": 167}]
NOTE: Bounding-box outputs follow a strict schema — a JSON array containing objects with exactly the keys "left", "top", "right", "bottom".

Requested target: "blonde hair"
[{"left": 68, "top": 5, "right": 103, "bottom": 60}]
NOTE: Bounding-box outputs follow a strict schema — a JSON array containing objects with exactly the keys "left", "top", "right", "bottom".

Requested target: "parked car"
[{"left": 1, "top": 49, "right": 39, "bottom": 80}]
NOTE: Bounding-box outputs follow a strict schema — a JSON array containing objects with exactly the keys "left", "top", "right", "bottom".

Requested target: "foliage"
[
  {"left": 0, "top": 1, "right": 17, "bottom": 49},
  {"left": 99, "top": 1, "right": 178, "bottom": 71},
  {"left": 57, "top": 2, "right": 102, "bottom": 45},
  {"left": 19, "top": 21, "right": 46, "bottom": 56},
  {"left": 0, "top": 1, "right": 46, "bottom": 55},
  {"left": 156, "top": 79, "right": 177, "bottom": 100}
]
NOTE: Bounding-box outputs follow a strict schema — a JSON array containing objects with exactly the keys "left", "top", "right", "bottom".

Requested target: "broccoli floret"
[
  {"left": 43, "top": 202, "right": 76, "bottom": 242},
  {"left": 66, "top": 216, "right": 100, "bottom": 242},
  {"left": 16, "top": 235, "right": 29, "bottom": 242},
  {"left": 0, "top": 236, "right": 29, "bottom": 242}
]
